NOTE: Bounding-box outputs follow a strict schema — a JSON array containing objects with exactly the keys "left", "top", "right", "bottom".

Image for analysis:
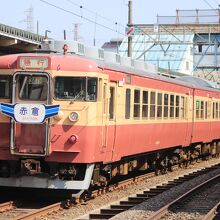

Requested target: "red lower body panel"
[
  {"left": 0, "top": 121, "right": 219, "bottom": 163},
  {"left": 49, "top": 122, "right": 189, "bottom": 162},
  {"left": 192, "top": 121, "right": 220, "bottom": 143},
  {"left": 0, "top": 123, "right": 14, "bottom": 160},
  {"left": 15, "top": 123, "right": 46, "bottom": 154}
]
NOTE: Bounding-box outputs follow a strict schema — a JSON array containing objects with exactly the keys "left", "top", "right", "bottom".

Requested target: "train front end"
[{"left": 0, "top": 54, "right": 102, "bottom": 195}]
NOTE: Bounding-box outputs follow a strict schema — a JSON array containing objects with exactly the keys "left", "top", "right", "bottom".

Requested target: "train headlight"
[{"left": 69, "top": 112, "right": 79, "bottom": 122}]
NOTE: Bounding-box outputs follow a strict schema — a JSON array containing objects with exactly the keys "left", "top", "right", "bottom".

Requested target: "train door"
[
  {"left": 207, "top": 99, "right": 212, "bottom": 141},
  {"left": 101, "top": 82, "right": 117, "bottom": 162},
  {"left": 184, "top": 94, "right": 193, "bottom": 146},
  {"left": 108, "top": 82, "right": 117, "bottom": 161},
  {"left": 10, "top": 72, "right": 50, "bottom": 156},
  {"left": 100, "top": 81, "right": 108, "bottom": 157}
]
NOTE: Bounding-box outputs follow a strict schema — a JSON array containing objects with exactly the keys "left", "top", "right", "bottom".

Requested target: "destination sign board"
[
  {"left": 0, "top": 103, "right": 59, "bottom": 124},
  {"left": 19, "top": 57, "right": 49, "bottom": 69}
]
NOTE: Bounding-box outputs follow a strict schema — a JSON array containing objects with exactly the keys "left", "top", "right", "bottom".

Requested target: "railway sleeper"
[
  {"left": 146, "top": 188, "right": 166, "bottom": 193},
  {"left": 120, "top": 200, "right": 140, "bottom": 205},
  {"left": 156, "top": 185, "right": 173, "bottom": 189},
  {"left": 142, "top": 192, "right": 160, "bottom": 197},
  {"left": 89, "top": 213, "right": 115, "bottom": 219},
  {"left": 128, "top": 196, "right": 147, "bottom": 202},
  {"left": 110, "top": 204, "right": 133, "bottom": 210},
  {"left": 100, "top": 208, "right": 125, "bottom": 215},
  {"left": 136, "top": 193, "right": 151, "bottom": 198}
]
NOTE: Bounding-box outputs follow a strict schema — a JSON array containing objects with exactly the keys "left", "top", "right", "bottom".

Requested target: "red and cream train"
[{"left": 0, "top": 41, "right": 219, "bottom": 196}]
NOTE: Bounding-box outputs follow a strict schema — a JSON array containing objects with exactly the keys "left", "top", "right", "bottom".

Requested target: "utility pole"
[
  {"left": 73, "top": 23, "right": 80, "bottom": 41},
  {"left": 25, "top": 5, "right": 34, "bottom": 33},
  {"left": 36, "top": 20, "right": 39, "bottom": 35},
  {"left": 20, "top": 5, "right": 34, "bottom": 33},
  {"left": 128, "top": 0, "right": 133, "bottom": 57}
]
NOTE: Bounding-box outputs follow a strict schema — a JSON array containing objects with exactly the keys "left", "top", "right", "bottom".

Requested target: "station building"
[{"left": 119, "top": 9, "right": 220, "bottom": 83}]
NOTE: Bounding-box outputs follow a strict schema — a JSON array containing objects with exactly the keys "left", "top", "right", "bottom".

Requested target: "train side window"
[
  {"left": 157, "top": 93, "right": 162, "bottom": 119},
  {"left": 213, "top": 102, "right": 215, "bottom": 119},
  {"left": 170, "top": 94, "right": 174, "bottom": 118},
  {"left": 180, "top": 96, "right": 185, "bottom": 119},
  {"left": 150, "top": 91, "right": 156, "bottom": 119},
  {"left": 55, "top": 77, "right": 97, "bottom": 101},
  {"left": 87, "top": 78, "right": 98, "bottom": 101},
  {"left": 125, "top": 88, "right": 131, "bottom": 119},
  {"left": 215, "top": 102, "right": 217, "bottom": 119},
  {"left": 205, "top": 101, "right": 208, "bottom": 119},
  {"left": 196, "top": 100, "right": 200, "bottom": 119},
  {"left": 0, "top": 75, "right": 12, "bottom": 99},
  {"left": 219, "top": 102, "right": 220, "bottom": 119},
  {"left": 216, "top": 102, "right": 218, "bottom": 119},
  {"left": 208, "top": 101, "right": 212, "bottom": 119},
  {"left": 133, "top": 89, "right": 140, "bottom": 118},
  {"left": 142, "top": 90, "right": 148, "bottom": 119},
  {"left": 201, "top": 101, "right": 204, "bottom": 119},
  {"left": 109, "top": 87, "right": 115, "bottom": 120},
  {"left": 175, "top": 96, "right": 180, "bottom": 119},
  {"left": 103, "top": 83, "right": 107, "bottom": 115},
  {"left": 164, "top": 93, "right": 169, "bottom": 119}
]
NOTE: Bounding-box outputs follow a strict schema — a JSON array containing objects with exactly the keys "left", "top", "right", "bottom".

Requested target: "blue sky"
[{"left": 0, "top": 0, "right": 219, "bottom": 46}]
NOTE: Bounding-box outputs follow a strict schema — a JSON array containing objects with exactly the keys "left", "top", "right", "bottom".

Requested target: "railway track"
[
  {"left": 0, "top": 160, "right": 219, "bottom": 220},
  {"left": 76, "top": 162, "right": 220, "bottom": 220},
  {"left": 0, "top": 201, "right": 15, "bottom": 212},
  {"left": 0, "top": 200, "right": 66, "bottom": 220},
  {"left": 0, "top": 166, "right": 172, "bottom": 220},
  {"left": 147, "top": 171, "right": 220, "bottom": 219},
  {"left": 203, "top": 201, "right": 220, "bottom": 220},
  {"left": 13, "top": 202, "right": 63, "bottom": 220}
]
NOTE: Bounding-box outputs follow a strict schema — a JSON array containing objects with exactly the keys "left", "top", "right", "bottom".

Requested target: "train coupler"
[{"left": 21, "top": 159, "right": 41, "bottom": 175}]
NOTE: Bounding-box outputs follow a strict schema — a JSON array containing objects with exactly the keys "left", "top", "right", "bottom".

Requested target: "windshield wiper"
[
  {"left": 73, "top": 90, "right": 85, "bottom": 101},
  {"left": 19, "top": 76, "right": 28, "bottom": 98}
]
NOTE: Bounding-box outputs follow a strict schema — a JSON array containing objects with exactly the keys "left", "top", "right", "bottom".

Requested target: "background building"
[
  {"left": 119, "top": 9, "right": 220, "bottom": 82},
  {"left": 101, "top": 38, "right": 123, "bottom": 53}
]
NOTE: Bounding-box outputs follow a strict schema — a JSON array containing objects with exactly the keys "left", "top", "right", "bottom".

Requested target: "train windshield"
[
  {"left": 17, "top": 75, "right": 48, "bottom": 101},
  {"left": 0, "top": 75, "right": 12, "bottom": 99},
  {"left": 55, "top": 77, "right": 97, "bottom": 101}
]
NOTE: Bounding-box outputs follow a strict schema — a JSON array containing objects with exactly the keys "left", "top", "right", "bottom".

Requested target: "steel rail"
[
  {"left": 0, "top": 201, "right": 15, "bottom": 212},
  {"left": 146, "top": 173, "right": 220, "bottom": 220},
  {"left": 75, "top": 163, "right": 220, "bottom": 220},
  {"left": 13, "top": 202, "right": 62, "bottom": 220},
  {"left": 203, "top": 201, "right": 220, "bottom": 220},
  {"left": 1, "top": 162, "right": 219, "bottom": 220}
]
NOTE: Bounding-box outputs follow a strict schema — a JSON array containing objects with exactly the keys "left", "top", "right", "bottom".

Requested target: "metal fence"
[{"left": 157, "top": 9, "right": 220, "bottom": 25}]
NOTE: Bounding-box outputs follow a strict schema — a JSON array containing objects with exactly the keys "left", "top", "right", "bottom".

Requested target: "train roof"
[
  {"left": 0, "top": 51, "right": 219, "bottom": 93},
  {"left": 0, "top": 53, "right": 98, "bottom": 72},
  {"left": 39, "top": 40, "right": 220, "bottom": 92},
  {"left": 96, "top": 59, "right": 220, "bottom": 92},
  {"left": 176, "top": 76, "right": 220, "bottom": 90}
]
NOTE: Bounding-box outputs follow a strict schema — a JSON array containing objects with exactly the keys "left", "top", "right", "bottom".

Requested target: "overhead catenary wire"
[
  {"left": 202, "top": 0, "right": 215, "bottom": 9},
  {"left": 65, "top": 0, "right": 125, "bottom": 30},
  {"left": 39, "top": 0, "right": 126, "bottom": 36},
  {"left": 213, "top": 0, "right": 220, "bottom": 6}
]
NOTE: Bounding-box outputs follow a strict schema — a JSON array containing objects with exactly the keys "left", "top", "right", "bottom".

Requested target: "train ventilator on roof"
[
  {"left": 39, "top": 40, "right": 158, "bottom": 74},
  {"left": 39, "top": 40, "right": 219, "bottom": 90}
]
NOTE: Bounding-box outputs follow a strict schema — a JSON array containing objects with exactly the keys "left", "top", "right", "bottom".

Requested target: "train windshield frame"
[
  {"left": 55, "top": 77, "right": 98, "bottom": 101},
  {"left": 0, "top": 75, "right": 12, "bottom": 99},
  {"left": 16, "top": 74, "right": 48, "bottom": 101}
]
